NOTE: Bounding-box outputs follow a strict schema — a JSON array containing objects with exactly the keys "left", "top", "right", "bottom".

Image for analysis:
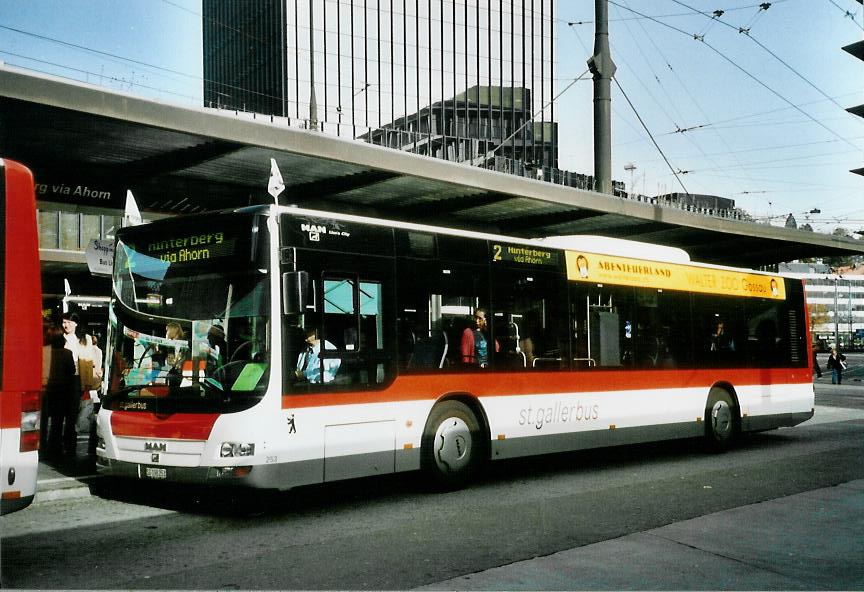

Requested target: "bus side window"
[
  {"left": 571, "top": 284, "right": 634, "bottom": 368},
  {"left": 321, "top": 277, "right": 388, "bottom": 385},
  {"left": 396, "top": 258, "right": 487, "bottom": 372},
  {"left": 633, "top": 288, "right": 689, "bottom": 369},
  {"left": 491, "top": 269, "right": 568, "bottom": 371},
  {"left": 693, "top": 294, "right": 746, "bottom": 369}
]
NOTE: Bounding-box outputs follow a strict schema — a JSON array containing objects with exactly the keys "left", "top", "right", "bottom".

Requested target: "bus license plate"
[{"left": 143, "top": 466, "right": 167, "bottom": 480}]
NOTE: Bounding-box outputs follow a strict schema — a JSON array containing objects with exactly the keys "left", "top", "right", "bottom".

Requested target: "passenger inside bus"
[
  {"left": 710, "top": 319, "right": 736, "bottom": 353},
  {"left": 155, "top": 321, "right": 185, "bottom": 370},
  {"left": 460, "top": 308, "right": 499, "bottom": 368}
]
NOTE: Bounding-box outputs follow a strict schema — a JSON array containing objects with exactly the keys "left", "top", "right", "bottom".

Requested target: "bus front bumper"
[{"left": 95, "top": 455, "right": 263, "bottom": 487}]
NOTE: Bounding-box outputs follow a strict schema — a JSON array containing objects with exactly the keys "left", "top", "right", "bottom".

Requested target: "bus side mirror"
[{"left": 282, "top": 271, "right": 309, "bottom": 315}]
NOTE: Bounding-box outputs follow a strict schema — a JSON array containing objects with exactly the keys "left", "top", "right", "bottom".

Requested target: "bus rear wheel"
[
  {"left": 705, "top": 388, "right": 738, "bottom": 452},
  {"left": 422, "top": 400, "right": 481, "bottom": 490}
]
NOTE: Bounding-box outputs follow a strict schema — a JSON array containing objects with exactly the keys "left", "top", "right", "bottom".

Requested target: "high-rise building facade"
[
  {"left": 203, "top": 0, "right": 557, "bottom": 169},
  {"left": 203, "top": 0, "right": 288, "bottom": 116}
]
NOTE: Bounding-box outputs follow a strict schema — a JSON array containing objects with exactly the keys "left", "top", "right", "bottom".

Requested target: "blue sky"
[
  {"left": 558, "top": 1, "right": 864, "bottom": 234},
  {"left": 1, "top": 0, "right": 862, "bottom": 234}
]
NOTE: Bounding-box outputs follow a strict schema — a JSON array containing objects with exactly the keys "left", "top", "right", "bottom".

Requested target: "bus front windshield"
[{"left": 104, "top": 214, "right": 271, "bottom": 412}]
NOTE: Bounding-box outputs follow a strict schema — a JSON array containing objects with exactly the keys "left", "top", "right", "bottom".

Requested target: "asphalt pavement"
[
  {"left": 419, "top": 478, "right": 864, "bottom": 590},
  {"left": 28, "top": 384, "right": 864, "bottom": 591}
]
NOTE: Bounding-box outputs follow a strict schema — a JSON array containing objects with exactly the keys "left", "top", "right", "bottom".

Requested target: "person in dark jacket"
[
  {"left": 40, "top": 326, "right": 76, "bottom": 459},
  {"left": 812, "top": 350, "right": 822, "bottom": 379},
  {"left": 826, "top": 347, "right": 847, "bottom": 385}
]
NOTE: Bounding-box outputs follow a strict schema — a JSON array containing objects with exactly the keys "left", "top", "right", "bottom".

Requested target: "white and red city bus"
[
  {"left": 96, "top": 205, "right": 814, "bottom": 490},
  {"left": 0, "top": 159, "right": 43, "bottom": 514}
]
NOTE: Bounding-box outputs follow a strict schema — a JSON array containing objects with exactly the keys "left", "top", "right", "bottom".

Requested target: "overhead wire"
[
  {"left": 669, "top": 0, "right": 852, "bottom": 113},
  {"left": 664, "top": 92, "right": 863, "bottom": 134},
  {"left": 613, "top": 76, "right": 691, "bottom": 195},
  {"left": 618, "top": 0, "right": 750, "bottom": 195},
  {"left": 613, "top": 3, "right": 692, "bottom": 135},
  {"left": 566, "top": 1, "right": 790, "bottom": 26},
  {"left": 670, "top": 147, "right": 861, "bottom": 174},
  {"left": 565, "top": 22, "right": 654, "bottom": 145},
  {"left": 607, "top": 1, "right": 861, "bottom": 153},
  {"left": 825, "top": 0, "right": 864, "bottom": 31},
  {"left": 0, "top": 24, "right": 197, "bottom": 83},
  {"left": 613, "top": 92, "right": 864, "bottom": 148},
  {"left": 0, "top": 50, "right": 200, "bottom": 102}
]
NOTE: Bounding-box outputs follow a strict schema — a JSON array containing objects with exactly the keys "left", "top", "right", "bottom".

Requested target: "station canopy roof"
[{"left": 2, "top": 65, "right": 863, "bottom": 269}]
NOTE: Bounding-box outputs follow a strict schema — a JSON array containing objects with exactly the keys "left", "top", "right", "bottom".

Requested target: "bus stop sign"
[{"left": 85, "top": 238, "right": 114, "bottom": 277}]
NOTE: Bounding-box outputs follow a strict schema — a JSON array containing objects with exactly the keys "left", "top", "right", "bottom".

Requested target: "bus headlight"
[{"left": 220, "top": 442, "right": 255, "bottom": 457}]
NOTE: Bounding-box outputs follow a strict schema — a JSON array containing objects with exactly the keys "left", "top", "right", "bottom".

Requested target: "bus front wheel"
[
  {"left": 705, "top": 388, "right": 738, "bottom": 452},
  {"left": 422, "top": 400, "right": 481, "bottom": 490}
]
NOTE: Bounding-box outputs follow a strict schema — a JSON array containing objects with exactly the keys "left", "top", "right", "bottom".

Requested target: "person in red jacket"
[{"left": 460, "top": 308, "right": 499, "bottom": 368}]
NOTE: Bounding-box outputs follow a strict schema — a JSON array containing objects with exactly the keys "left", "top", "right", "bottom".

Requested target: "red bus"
[
  {"left": 0, "top": 159, "right": 43, "bottom": 514},
  {"left": 97, "top": 205, "right": 814, "bottom": 491}
]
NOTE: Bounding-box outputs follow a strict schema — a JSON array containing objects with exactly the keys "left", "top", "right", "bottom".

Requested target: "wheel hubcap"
[
  {"left": 711, "top": 400, "right": 732, "bottom": 438},
  {"left": 434, "top": 417, "right": 472, "bottom": 474}
]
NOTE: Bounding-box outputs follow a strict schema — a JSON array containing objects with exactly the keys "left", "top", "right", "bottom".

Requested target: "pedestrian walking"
[{"left": 826, "top": 347, "right": 847, "bottom": 385}]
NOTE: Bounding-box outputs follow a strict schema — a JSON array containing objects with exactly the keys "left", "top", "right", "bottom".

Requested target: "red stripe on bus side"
[
  {"left": 110, "top": 412, "right": 219, "bottom": 440},
  {"left": 281, "top": 367, "right": 811, "bottom": 409}
]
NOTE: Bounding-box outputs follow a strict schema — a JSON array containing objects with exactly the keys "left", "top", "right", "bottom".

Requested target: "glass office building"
[{"left": 203, "top": 0, "right": 558, "bottom": 169}]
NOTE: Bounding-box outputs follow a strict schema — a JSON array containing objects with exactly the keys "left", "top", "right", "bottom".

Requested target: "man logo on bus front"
[{"left": 301, "top": 223, "right": 326, "bottom": 241}]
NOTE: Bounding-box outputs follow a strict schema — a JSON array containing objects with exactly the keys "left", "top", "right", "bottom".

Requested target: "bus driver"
[{"left": 296, "top": 326, "right": 341, "bottom": 383}]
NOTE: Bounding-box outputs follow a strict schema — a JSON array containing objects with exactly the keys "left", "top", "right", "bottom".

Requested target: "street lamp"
[{"left": 624, "top": 163, "right": 637, "bottom": 195}]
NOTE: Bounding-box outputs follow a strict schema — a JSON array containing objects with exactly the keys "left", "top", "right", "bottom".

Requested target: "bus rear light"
[
  {"left": 21, "top": 390, "right": 41, "bottom": 413},
  {"left": 20, "top": 391, "right": 41, "bottom": 452},
  {"left": 19, "top": 427, "right": 40, "bottom": 453},
  {"left": 220, "top": 442, "right": 255, "bottom": 457}
]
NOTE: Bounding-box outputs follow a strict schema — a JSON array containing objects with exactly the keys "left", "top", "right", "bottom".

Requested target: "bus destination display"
[
  {"left": 492, "top": 243, "right": 559, "bottom": 267},
  {"left": 127, "top": 224, "right": 250, "bottom": 265}
]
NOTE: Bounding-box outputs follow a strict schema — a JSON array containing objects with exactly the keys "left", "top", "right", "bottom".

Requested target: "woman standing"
[{"left": 826, "top": 347, "right": 847, "bottom": 385}]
